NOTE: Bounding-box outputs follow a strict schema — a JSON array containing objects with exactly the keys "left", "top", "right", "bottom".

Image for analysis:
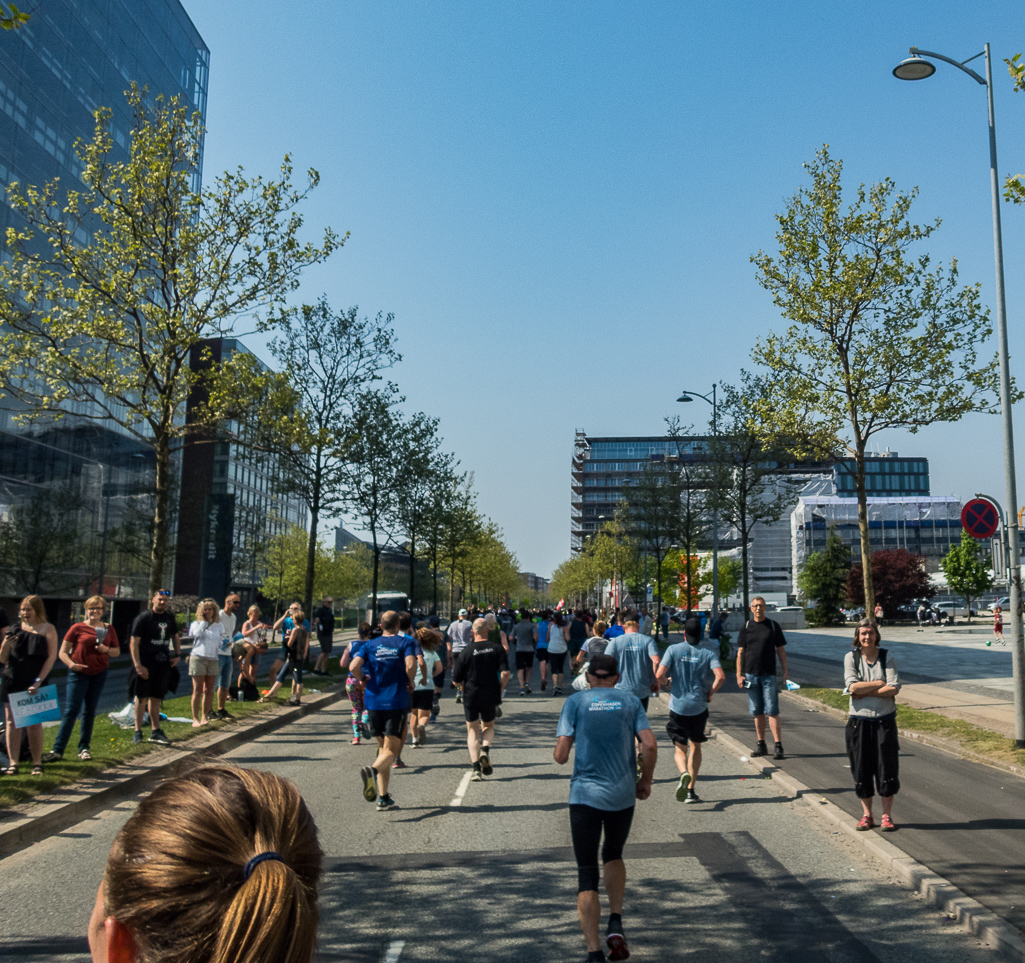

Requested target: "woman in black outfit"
[{"left": 1, "top": 595, "right": 59, "bottom": 775}]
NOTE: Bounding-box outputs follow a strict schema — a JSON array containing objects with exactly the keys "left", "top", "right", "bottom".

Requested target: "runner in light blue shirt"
[
  {"left": 604, "top": 614, "right": 660, "bottom": 709},
  {"left": 554, "top": 653, "right": 656, "bottom": 963}
]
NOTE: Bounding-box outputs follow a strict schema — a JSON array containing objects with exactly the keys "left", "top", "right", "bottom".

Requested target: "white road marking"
[
  {"left": 382, "top": 940, "right": 405, "bottom": 963},
  {"left": 449, "top": 770, "right": 473, "bottom": 806}
]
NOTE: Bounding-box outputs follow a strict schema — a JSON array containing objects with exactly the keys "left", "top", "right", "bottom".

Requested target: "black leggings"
[{"left": 569, "top": 803, "right": 635, "bottom": 893}]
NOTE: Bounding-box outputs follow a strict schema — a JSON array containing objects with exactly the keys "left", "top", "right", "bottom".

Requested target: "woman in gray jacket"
[{"left": 844, "top": 618, "right": 901, "bottom": 832}]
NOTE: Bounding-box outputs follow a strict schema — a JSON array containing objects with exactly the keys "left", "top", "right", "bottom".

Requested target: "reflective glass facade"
[{"left": 0, "top": 1, "right": 208, "bottom": 599}]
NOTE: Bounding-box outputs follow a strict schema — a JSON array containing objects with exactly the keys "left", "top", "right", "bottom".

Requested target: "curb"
[
  {"left": 0, "top": 685, "right": 346, "bottom": 861},
  {"left": 782, "top": 690, "right": 1025, "bottom": 783},
  {"left": 711, "top": 724, "right": 1025, "bottom": 963}
]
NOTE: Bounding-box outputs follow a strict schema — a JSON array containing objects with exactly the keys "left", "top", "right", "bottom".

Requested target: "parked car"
[
  {"left": 988, "top": 597, "right": 1011, "bottom": 613},
  {"left": 934, "top": 601, "right": 978, "bottom": 618}
]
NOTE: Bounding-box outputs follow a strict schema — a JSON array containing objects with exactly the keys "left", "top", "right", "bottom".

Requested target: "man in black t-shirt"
[
  {"left": 735, "top": 596, "right": 789, "bottom": 760},
  {"left": 313, "top": 597, "right": 336, "bottom": 676},
  {"left": 452, "top": 618, "right": 510, "bottom": 781},
  {"left": 129, "top": 591, "right": 181, "bottom": 745}
]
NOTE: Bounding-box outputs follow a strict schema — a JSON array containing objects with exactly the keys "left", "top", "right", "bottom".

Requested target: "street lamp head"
[
  {"left": 676, "top": 394, "right": 693, "bottom": 403},
  {"left": 893, "top": 56, "right": 936, "bottom": 81}
]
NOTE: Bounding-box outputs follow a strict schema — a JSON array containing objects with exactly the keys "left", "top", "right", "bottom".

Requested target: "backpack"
[{"left": 852, "top": 647, "right": 888, "bottom": 681}]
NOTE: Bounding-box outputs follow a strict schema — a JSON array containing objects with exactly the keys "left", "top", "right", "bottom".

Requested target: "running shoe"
[
  {"left": 393, "top": 758, "right": 407, "bottom": 769},
  {"left": 470, "top": 767, "right": 483, "bottom": 781},
  {"left": 376, "top": 794, "right": 396, "bottom": 811},
  {"left": 684, "top": 789, "right": 700, "bottom": 804},
  {"left": 359, "top": 721, "right": 372, "bottom": 739},
  {"left": 78, "top": 749, "right": 91, "bottom": 760},
  {"left": 360, "top": 766, "right": 378, "bottom": 802},
  {"left": 554, "top": 686, "right": 562, "bottom": 696},
  {"left": 675, "top": 772, "right": 691, "bottom": 802},
  {"left": 417, "top": 723, "right": 427, "bottom": 745},
  {"left": 519, "top": 688, "right": 526, "bottom": 696},
  {"left": 455, "top": 692, "right": 463, "bottom": 704},
  {"left": 606, "top": 925, "right": 630, "bottom": 961},
  {"left": 751, "top": 740, "right": 768, "bottom": 757},
  {"left": 216, "top": 708, "right": 231, "bottom": 720},
  {"left": 432, "top": 700, "right": 440, "bottom": 715},
  {"left": 150, "top": 729, "right": 170, "bottom": 745},
  {"left": 880, "top": 813, "right": 896, "bottom": 832},
  {"left": 856, "top": 814, "right": 875, "bottom": 831},
  {"left": 524, "top": 684, "right": 531, "bottom": 694},
  {"left": 351, "top": 737, "right": 362, "bottom": 745},
  {"left": 479, "top": 750, "right": 493, "bottom": 776},
  {"left": 541, "top": 680, "right": 547, "bottom": 691},
  {"left": 132, "top": 730, "right": 143, "bottom": 744},
  {"left": 495, "top": 706, "right": 503, "bottom": 718},
  {"left": 773, "top": 742, "right": 785, "bottom": 761},
  {"left": 41, "top": 750, "right": 62, "bottom": 763}
]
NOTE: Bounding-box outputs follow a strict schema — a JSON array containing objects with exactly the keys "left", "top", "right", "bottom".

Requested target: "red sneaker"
[
  {"left": 856, "top": 814, "right": 875, "bottom": 831},
  {"left": 880, "top": 814, "right": 896, "bottom": 832}
]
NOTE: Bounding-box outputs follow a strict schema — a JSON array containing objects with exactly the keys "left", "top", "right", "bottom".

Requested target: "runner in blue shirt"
[
  {"left": 350, "top": 610, "right": 417, "bottom": 811},
  {"left": 536, "top": 610, "right": 551, "bottom": 692},
  {"left": 554, "top": 653, "right": 657, "bottom": 963},
  {"left": 655, "top": 616, "right": 725, "bottom": 804}
]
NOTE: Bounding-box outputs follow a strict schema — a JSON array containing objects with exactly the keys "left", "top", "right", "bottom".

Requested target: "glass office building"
[{"left": 0, "top": 1, "right": 208, "bottom": 599}]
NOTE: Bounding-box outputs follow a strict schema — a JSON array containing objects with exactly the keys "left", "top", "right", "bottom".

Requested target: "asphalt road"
[
  {"left": 715, "top": 662, "right": 1025, "bottom": 934},
  {"left": 0, "top": 659, "right": 1006, "bottom": 963}
]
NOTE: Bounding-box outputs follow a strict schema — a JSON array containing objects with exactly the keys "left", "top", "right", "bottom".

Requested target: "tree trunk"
[
  {"left": 408, "top": 534, "right": 416, "bottom": 608},
  {"left": 370, "top": 524, "right": 380, "bottom": 620},
  {"left": 148, "top": 437, "right": 171, "bottom": 596},
  {"left": 740, "top": 503, "right": 750, "bottom": 616},
  {"left": 431, "top": 543, "right": 439, "bottom": 613},
  {"left": 303, "top": 479, "right": 320, "bottom": 619},
  {"left": 854, "top": 444, "right": 875, "bottom": 621}
]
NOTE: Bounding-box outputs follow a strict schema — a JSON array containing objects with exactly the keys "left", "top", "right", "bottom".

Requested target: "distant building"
[
  {"left": 519, "top": 572, "right": 550, "bottom": 594},
  {"left": 174, "top": 338, "right": 307, "bottom": 601},
  {"left": 0, "top": 0, "right": 208, "bottom": 598}
]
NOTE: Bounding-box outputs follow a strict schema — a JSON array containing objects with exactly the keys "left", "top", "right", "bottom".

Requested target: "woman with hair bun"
[{"left": 87, "top": 764, "right": 322, "bottom": 963}]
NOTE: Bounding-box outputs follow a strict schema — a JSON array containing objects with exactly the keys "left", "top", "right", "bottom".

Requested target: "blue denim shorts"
[
  {"left": 745, "top": 674, "right": 780, "bottom": 717},
  {"left": 217, "top": 654, "right": 233, "bottom": 690}
]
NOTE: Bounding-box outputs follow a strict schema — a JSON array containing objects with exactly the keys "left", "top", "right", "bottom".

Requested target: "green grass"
[
  {"left": 0, "top": 667, "right": 342, "bottom": 808},
  {"left": 797, "top": 686, "right": 1025, "bottom": 770}
]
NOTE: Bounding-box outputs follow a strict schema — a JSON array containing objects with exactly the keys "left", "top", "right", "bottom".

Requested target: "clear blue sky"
[{"left": 184, "top": 0, "right": 1025, "bottom": 578}]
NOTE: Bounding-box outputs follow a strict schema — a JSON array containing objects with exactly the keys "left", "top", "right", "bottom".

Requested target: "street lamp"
[
  {"left": 677, "top": 386, "right": 718, "bottom": 616},
  {"left": 893, "top": 44, "right": 1025, "bottom": 747}
]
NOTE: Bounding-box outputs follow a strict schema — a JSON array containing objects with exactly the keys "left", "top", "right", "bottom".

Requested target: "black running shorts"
[
  {"left": 367, "top": 709, "right": 407, "bottom": 738},
  {"left": 463, "top": 698, "right": 497, "bottom": 724},
  {"left": 665, "top": 708, "right": 709, "bottom": 746},
  {"left": 410, "top": 690, "right": 433, "bottom": 711},
  {"left": 515, "top": 651, "right": 534, "bottom": 670}
]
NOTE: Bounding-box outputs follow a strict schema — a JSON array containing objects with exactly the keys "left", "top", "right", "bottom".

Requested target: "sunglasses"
[{"left": 157, "top": 590, "right": 171, "bottom": 597}]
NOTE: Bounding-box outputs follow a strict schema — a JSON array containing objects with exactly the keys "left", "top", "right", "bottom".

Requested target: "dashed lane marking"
[
  {"left": 449, "top": 770, "right": 473, "bottom": 806},
  {"left": 382, "top": 940, "right": 405, "bottom": 963}
]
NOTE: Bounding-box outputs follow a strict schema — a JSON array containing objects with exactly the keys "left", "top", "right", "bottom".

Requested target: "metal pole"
[
  {"left": 97, "top": 465, "right": 109, "bottom": 598},
  {"left": 711, "top": 383, "right": 719, "bottom": 617},
  {"left": 983, "top": 44, "right": 1025, "bottom": 746}
]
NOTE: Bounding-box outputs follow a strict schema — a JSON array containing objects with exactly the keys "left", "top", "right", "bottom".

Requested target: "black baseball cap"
[
  {"left": 587, "top": 653, "right": 619, "bottom": 678},
  {"left": 684, "top": 617, "right": 703, "bottom": 642}
]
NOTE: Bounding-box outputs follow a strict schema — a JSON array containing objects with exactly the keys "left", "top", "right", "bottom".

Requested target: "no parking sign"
[{"left": 961, "top": 498, "right": 1000, "bottom": 540}]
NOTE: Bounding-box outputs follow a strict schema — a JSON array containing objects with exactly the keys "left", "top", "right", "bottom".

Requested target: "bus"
[{"left": 359, "top": 592, "right": 410, "bottom": 621}]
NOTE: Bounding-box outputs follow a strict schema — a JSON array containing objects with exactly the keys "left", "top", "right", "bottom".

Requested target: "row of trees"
[
  {"left": 0, "top": 87, "right": 521, "bottom": 617},
  {"left": 797, "top": 526, "right": 995, "bottom": 626}
]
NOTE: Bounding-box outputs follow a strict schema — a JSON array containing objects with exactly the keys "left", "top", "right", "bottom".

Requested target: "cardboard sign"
[{"left": 9, "top": 684, "right": 60, "bottom": 727}]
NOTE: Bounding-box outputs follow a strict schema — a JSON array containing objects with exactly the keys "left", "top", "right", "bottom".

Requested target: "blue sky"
[{"left": 184, "top": 0, "right": 1025, "bottom": 578}]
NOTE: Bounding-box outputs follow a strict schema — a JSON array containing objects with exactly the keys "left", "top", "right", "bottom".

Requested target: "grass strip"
[
  {"left": 798, "top": 686, "right": 1025, "bottom": 770},
  {"left": 0, "top": 667, "right": 345, "bottom": 808}
]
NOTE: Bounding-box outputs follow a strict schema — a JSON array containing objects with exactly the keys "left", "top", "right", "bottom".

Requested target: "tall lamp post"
[
  {"left": 677, "top": 386, "right": 718, "bottom": 616},
  {"left": 893, "top": 44, "right": 1025, "bottom": 747}
]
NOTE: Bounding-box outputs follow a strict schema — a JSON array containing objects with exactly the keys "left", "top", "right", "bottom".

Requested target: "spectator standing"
[
  {"left": 844, "top": 618, "right": 901, "bottom": 831},
  {"left": 215, "top": 594, "right": 240, "bottom": 720},
  {"left": 188, "top": 599, "right": 225, "bottom": 727},
  {"left": 0, "top": 595, "right": 59, "bottom": 775},
  {"left": 129, "top": 590, "right": 180, "bottom": 745},
  {"left": 260, "top": 610, "right": 310, "bottom": 705},
  {"left": 735, "top": 596, "right": 788, "bottom": 761},
  {"left": 45, "top": 596, "right": 119, "bottom": 761},
  {"left": 313, "top": 597, "right": 336, "bottom": 675}
]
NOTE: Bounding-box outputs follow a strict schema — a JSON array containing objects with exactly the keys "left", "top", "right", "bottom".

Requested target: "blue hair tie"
[{"left": 243, "top": 851, "right": 283, "bottom": 880}]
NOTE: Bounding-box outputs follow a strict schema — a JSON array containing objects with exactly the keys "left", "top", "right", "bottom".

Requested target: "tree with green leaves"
[
  {"left": 437, "top": 477, "right": 482, "bottom": 616},
  {"left": 234, "top": 297, "right": 399, "bottom": 617},
  {"left": 0, "top": 86, "right": 338, "bottom": 594},
  {"left": 1006, "top": 54, "right": 1025, "bottom": 204},
  {"left": 941, "top": 530, "right": 994, "bottom": 624},
  {"left": 0, "top": 3, "right": 29, "bottom": 29},
  {"left": 0, "top": 485, "right": 85, "bottom": 594},
  {"left": 705, "top": 376, "right": 801, "bottom": 614},
  {"left": 796, "top": 526, "right": 851, "bottom": 626},
  {"left": 717, "top": 557, "right": 742, "bottom": 601},
  {"left": 751, "top": 146, "right": 1001, "bottom": 620}
]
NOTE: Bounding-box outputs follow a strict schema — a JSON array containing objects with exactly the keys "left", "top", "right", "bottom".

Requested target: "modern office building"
[
  {"left": 0, "top": 1, "right": 208, "bottom": 599},
  {"left": 174, "top": 338, "right": 308, "bottom": 601},
  {"left": 572, "top": 431, "right": 953, "bottom": 601}
]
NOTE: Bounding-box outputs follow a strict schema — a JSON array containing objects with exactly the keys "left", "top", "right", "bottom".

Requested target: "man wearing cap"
[
  {"left": 447, "top": 608, "right": 474, "bottom": 703},
  {"left": 656, "top": 616, "right": 726, "bottom": 804},
  {"left": 452, "top": 617, "right": 510, "bottom": 781},
  {"left": 312, "top": 597, "right": 336, "bottom": 676},
  {"left": 554, "top": 653, "right": 657, "bottom": 963}
]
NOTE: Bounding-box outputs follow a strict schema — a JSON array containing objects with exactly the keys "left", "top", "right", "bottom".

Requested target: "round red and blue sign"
[{"left": 961, "top": 498, "right": 999, "bottom": 540}]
